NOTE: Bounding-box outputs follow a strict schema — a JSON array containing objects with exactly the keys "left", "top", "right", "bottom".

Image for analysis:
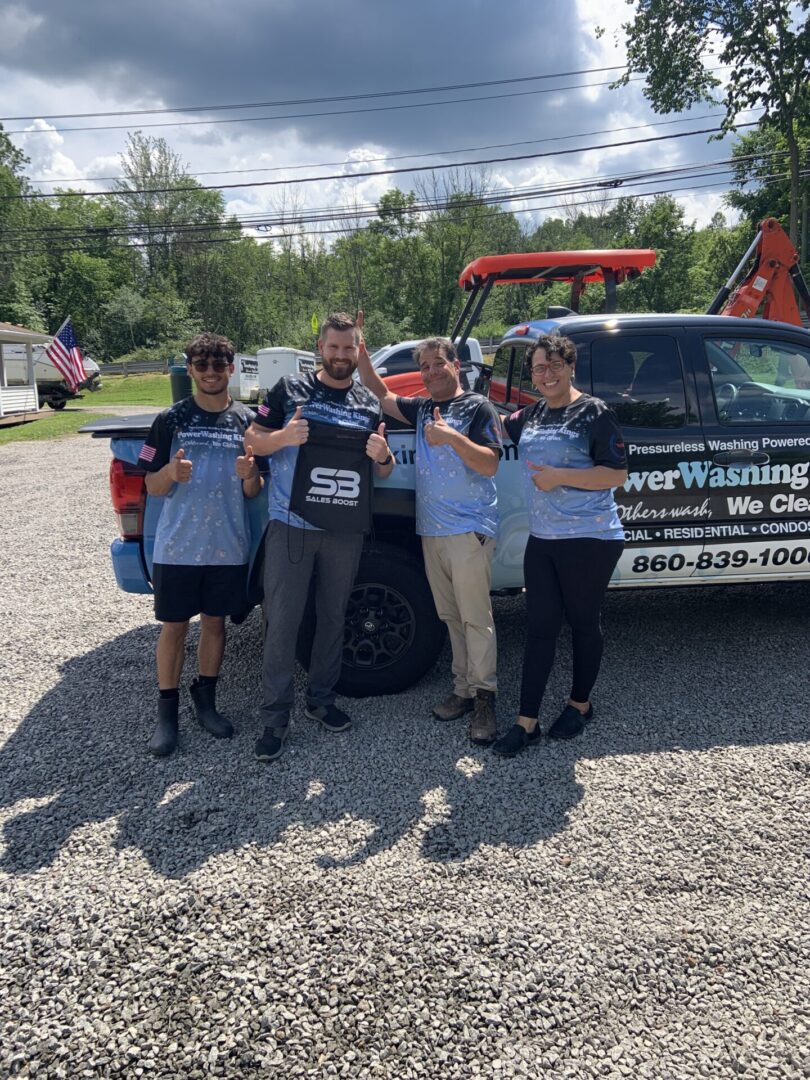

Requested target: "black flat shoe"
[
  {"left": 492, "top": 723, "right": 541, "bottom": 757},
  {"left": 548, "top": 704, "right": 594, "bottom": 740}
]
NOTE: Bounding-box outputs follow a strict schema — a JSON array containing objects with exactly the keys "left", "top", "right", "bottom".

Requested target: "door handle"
[{"left": 712, "top": 450, "right": 770, "bottom": 466}]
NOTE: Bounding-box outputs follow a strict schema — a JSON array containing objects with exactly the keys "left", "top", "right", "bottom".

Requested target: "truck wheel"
[
  {"left": 47, "top": 399, "right": 67, "bottom": 411},
  {"left": 296, "top": 542, "right": 445, "bottom": 698}
]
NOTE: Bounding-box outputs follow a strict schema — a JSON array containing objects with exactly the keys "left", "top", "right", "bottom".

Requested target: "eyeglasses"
[
  {"left": 531, "top": 360, "right": 567, "bottom": 375},
  {"left": 190, "top": 359, "right": 230, "bottom": 373}
]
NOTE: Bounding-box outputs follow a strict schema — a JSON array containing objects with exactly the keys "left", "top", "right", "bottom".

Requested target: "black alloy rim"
[{"left": 343, "top": 582, "right": 416, "bottom": 670}]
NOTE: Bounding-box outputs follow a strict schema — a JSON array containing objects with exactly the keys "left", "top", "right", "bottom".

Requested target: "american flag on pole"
[{"left": 45, "top": 318, "right": 86, "bottom": 393}]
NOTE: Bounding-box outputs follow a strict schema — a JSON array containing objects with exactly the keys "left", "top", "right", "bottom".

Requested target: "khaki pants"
[{"left": 421, "top": 533, "right": 497, "bottom": 696}]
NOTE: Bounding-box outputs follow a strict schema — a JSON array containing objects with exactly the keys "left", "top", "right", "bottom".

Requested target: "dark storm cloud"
[{"left": 0, "top": 0, "right": 615, "bottom": 153}]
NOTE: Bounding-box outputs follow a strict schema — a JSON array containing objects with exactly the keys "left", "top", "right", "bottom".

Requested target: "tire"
[
  {"left": 296, "top": 542, "right": 445, "bottom": 698},
  {"left": 47, "top": 399, "right": 67, "bottom": 411}
]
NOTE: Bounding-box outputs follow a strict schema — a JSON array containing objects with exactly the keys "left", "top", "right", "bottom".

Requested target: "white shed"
[{"left": 0, "top": 322, "right": 50, "bottom": 417}]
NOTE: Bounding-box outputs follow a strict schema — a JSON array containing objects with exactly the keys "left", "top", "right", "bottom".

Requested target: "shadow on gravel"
[{"left": 1, "top": 582, "right": 808, "bottom": 878}]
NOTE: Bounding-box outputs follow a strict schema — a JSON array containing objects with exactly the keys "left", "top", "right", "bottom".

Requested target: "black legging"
[{"left": 520, "top": 536, "right": 623, "bottom": 719}]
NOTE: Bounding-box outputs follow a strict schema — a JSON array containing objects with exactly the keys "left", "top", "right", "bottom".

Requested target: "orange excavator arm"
[{"left": 707, "top": 217, "right": 810, "bottom": 326}]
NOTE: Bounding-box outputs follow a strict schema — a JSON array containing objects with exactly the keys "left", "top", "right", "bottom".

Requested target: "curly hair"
[
  {"left": 185, "top": 332, "right": 235, "bottom": 365},
  {"left": 525, "top": 333, "right": 577, "bottom": 377}
]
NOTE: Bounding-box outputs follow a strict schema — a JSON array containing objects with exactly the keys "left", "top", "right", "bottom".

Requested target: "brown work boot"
[
  {"left": 469, "top": 690, "right": 497, "bottom": 746},
  {"left": 432, "top": 693, "right": 475, "bottom": 722}
]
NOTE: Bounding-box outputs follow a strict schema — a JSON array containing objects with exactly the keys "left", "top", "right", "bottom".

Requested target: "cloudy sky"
[{"left": 0, "top": 0, "right": 751, "bottom": 236}]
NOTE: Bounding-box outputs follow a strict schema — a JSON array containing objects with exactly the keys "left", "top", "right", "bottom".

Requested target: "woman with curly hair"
[{"left": 493, "top": 334, "right": 628, "bottom": 757}]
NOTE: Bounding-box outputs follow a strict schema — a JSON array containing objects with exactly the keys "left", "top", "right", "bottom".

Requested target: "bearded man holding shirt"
[
  {"left": 245, "top": 312, "right": 394, "bottom": 763},
  {"left": 356, "top": 326, "right": 502, "bottom": 745}
]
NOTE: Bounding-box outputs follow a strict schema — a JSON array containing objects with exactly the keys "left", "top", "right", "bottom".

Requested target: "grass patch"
[
  {"left": 0, "top": 411, "right": 114, "bottom": 445},
  {"left": 89, "top": 372, "right": 172, "bottom": 406}
]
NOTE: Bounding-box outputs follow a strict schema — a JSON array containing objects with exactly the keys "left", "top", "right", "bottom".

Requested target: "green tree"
[
  {"left": 689, "top": 214, "right": 755, "bottom": 309},
  {"left": 107, "top": 132, "right": 226, "bottom": 278},
  {"left": 52, "top": 253, "right": 115, "bottom": 356},
  {"left": 605, "top": 0, "right": 810, "bottom": 242},
  {"left": 104, "top": 285, "right": 147, "bottom": 354},
  {"left": 726, "top": 123, "right": 810, "bottom": 235},
  {"left": 0, "top": 124, "right": 48, "bottom": 329},
  {"left": 615, "top": 196, "right": 696, "bottom": 312}
]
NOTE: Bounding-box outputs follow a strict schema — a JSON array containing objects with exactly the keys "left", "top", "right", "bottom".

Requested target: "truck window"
[
  {"left": 706, "top": 337, "right": 810, "bottom": 424},
  {"left": 490, "top": 343, "right": 531, "bottom": 411},
  {"left": 378, "top": 347, "right": 417, "bottom": 376},
  {"left": 591, "top": 334, "right": 687, "bottom": 428}
]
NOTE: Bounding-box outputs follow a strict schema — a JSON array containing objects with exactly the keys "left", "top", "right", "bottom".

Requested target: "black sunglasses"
[{"left": 189, "top": 359, "right": 230, "bottom": 372}]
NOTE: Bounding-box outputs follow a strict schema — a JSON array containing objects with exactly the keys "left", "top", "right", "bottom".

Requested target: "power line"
[
  {"left": 2, "top": 123, "right": 756, "bottom": 202},
  {"left": 22, "top": 109, "right": 764, "bottom": 186},
  {"left": 0, "top": 66, "right": 627, "bottom": 122},
  {"left": 6, "top": 61, "right": 734, "bottom": 138},
  {"left": 3, "top": 150, "right": 793, "bottom": 239},
  {"left": 0, "top": 178, "right": 767, "bottom": 257},
  {"left": 2, "top": 169, "right": 802, "bottom": 258},
  {"left": 3, "top": 74, "right": 662, "bottom": 136}
]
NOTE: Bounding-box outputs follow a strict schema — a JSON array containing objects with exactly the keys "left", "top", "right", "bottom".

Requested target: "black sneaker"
[
  {"left": 305, "top": 704, "right": 352, "bottom": 732},
  {"left": 548, "top": 704, "right": 594, "bottom": 740},
  {"left": 255, "top": 725, "right": 289, "bottom": 762},
  {"left": 492, "top": 722, "right": 542, "bottom": 757}
]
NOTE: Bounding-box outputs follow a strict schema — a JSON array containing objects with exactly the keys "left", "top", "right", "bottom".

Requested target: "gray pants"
[{"left": 260, "top": 520, "right": 363, "bottom": 728}]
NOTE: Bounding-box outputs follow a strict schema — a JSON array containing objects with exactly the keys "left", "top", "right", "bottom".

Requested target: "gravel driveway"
[{"left": 1, "top": 436, "right": 808, "bottom": 1079}]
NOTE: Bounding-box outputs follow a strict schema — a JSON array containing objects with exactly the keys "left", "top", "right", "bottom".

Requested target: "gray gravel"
[{"left": 1, "top": 435, "right": 808, "bottom": 1080}]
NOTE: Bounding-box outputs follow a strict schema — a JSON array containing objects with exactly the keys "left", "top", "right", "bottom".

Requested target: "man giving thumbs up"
[
  {"left": 356, "top": 333, "right": 502, "bottom": 746},
  {"left": 138, "top": 332, "right": 262, "bottom": 757},
  {"left": 245, "top": 312, "right": 393, "bottom": 763}
]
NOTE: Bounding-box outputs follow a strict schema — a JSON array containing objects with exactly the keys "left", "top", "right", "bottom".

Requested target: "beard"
[{"left": 321, "top": 356, "right": 356, "bottom": 381}]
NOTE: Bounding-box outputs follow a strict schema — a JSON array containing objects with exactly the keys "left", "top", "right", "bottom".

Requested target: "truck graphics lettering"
[{"left": 624, "top": 460, "right": 810, "bottom": 493}]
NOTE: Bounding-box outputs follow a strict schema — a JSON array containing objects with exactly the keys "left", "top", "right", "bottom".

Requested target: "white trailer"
[
  {"left": 256, "top": 347, "right": 317, "bottom": 396},
  {"left": 228, "top": 353, "right": 260, "bottom": 402}
]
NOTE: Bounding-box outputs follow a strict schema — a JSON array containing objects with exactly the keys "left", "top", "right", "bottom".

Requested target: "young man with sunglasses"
[{"left": 138, "top": 332, "right": 262, "bottom": 756}]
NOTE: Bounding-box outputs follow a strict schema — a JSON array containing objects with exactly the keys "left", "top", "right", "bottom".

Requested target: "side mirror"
[{"left": 375, "top": 366, "right": 388, "bottom": 376}]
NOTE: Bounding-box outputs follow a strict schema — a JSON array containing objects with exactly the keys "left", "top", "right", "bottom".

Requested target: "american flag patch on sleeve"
[
  {"left": 258, "top": 403, "right": 269, "bottom": 416},
  {"left": 139, "top": 444, "right": 157, "bottom": 462}
]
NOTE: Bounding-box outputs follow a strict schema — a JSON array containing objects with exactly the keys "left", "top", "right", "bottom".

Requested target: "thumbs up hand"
[
  {"left": 283, "top": 405, "right": 309, "bottom": 446},
  {"left": 168, "top": 447, "right": 193, "bottom": 483},
  {"left": 366, "top": 421, "right": 391, "bottom": 464},
  {"left": 236, "top": 443, "right": 258, "bottom": 480},
  {"left": 527, "top": 461, "right": 562, "bottom": 492},
  {"left": 424, "top": 406, "right": 454, "bottom": 447}
]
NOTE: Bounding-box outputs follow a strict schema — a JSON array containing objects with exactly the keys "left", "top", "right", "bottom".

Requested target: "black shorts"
[{"left": 152, "top": 562, "right": 249, "bottom": 623}]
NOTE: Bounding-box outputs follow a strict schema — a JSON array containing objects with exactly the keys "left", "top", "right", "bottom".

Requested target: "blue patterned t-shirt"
[
  {"left": 502, "top": 393, "right": 626, "bottom": 541},
  {"left": 139, "top": 397, "right": 255, "bottom": 566},
  {"left": 395, "top": 391, "right": 502, "bottom": 538}
]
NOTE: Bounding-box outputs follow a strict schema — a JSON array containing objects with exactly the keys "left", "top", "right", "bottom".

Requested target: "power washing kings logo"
[
  {"left": 625, "top": 460, "right": 810, "bottom": 493},
  {"left": 307, "top": 467, "right": 361, "bottom": 506}
]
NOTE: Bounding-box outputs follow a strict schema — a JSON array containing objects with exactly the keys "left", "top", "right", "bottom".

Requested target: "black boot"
[
  {"left": 189, "top": 678, "right": 234, "bottom": 739},
  {"left": 149, "top": 696, "right": 179, "bottom": 757}
]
